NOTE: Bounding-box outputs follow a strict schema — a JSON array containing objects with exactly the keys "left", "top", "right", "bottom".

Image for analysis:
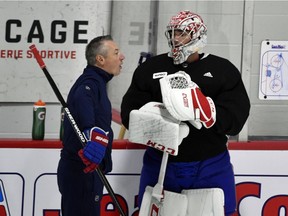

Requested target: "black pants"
[{"left": 57, "top": 157, "right": 104, "bottom": 216}]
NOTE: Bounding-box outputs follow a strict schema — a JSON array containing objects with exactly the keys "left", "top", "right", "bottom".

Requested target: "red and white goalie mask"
[{"left": 165, "top": 10, "right": 208, "bottom": 65}]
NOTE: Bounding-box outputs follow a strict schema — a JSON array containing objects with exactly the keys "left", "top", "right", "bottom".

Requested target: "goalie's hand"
[
  {"left": 160, "top": 71, "right": 216, "bottom": 128},
  {"left": 78, "top": 127, "right": 108, "bottom": 172}
]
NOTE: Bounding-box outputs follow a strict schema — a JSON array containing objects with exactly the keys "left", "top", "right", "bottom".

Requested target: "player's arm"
[
  {"left": 73, "top": 84, "right": 110, "bottom": 173},
  {"left": 212, "top": 64, "right": 250, "bottom": 135},
  {"left": 73, "top": 83, "right": 98, "bottom": 129}
]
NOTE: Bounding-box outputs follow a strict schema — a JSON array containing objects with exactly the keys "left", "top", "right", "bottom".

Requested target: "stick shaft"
[
  {"left": 149, "top": 152, "right": 169, "bottom": 215},
  {"left": 158, "top": 152, "right": 168, "bottom": 187},
  {"left": 29, "top": 44, "right": 126, "bottom": 216}
]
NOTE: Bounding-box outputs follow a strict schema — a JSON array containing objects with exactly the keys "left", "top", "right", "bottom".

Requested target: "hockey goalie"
[{"left": 121, "top": 10, "right": 250, "bottom": 216}]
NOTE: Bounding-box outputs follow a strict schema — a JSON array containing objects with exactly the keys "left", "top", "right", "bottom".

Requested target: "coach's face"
[{"left": 97, "top": 40, "right": 125, "bottom": 76}]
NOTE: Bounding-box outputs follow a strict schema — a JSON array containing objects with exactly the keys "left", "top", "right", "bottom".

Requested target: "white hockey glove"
[
  {"left": 159, "top": 71, "right": 216, "bottom": 129},
  {"left": 128, "top": 102, "right": 189, "bottom": 156}
]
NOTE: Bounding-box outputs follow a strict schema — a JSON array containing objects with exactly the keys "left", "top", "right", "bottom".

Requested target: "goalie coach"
[{"left": 121, "top": 10, "right": 250, "bottom": 216}]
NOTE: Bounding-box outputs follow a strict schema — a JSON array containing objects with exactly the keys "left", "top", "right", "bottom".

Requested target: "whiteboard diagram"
[{"left": 259, "top": 40, "right": 288, "bottom": 100}]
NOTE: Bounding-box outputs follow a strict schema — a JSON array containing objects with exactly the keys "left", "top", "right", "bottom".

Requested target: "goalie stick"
[
  {"left": 139, "top": 150, "right": 169, "bottom": 216},
  {"left": 148, "top": 151, "right": 168, "bottom": 216},
  {"left": 131, "top": 102, "right": 189, "bottom": 216},
  {"left": 29, "top": 44, "right": 126, "bottom": 216}
]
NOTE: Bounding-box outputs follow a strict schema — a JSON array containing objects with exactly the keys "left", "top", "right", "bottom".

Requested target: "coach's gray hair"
[{"left": 85, "top": 35, "right": 113, "bottom": 65}]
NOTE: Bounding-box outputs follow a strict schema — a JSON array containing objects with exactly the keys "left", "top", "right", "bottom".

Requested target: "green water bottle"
[
  {"left": 32, "top": 99, "right": 46, "bottom": 140},
  {"left": 60, "top": 106, "right": 64, "bottom": 141}
]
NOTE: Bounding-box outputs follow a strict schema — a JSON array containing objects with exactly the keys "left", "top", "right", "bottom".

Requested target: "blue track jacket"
[{"left": 60, "top": 65, "right": 114, "bottom": 172}]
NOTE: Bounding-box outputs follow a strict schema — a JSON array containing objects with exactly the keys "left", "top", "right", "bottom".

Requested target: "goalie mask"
[{"left": 165, "top": 10, "right": 208, "bottom": 65}]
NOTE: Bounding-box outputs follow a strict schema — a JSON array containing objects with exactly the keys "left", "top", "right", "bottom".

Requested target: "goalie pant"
[{"left": 138, "top": 148, "right": 236, "bottom": 216}]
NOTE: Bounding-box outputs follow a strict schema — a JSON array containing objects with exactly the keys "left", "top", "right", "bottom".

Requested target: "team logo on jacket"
[{"left": 153, "top": 72, "right": 167, "bottom": 79}]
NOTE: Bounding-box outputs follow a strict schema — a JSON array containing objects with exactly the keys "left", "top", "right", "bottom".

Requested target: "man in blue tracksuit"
[{"left": 57, "top": 35, "right": 125, "bottom": 216}]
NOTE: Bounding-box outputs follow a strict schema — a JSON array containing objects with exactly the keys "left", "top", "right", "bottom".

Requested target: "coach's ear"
[{"left": 95, "top": 54, "right": 105, "bottom": 66}]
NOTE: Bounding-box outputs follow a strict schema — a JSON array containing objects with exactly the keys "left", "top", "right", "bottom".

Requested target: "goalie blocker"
[{"left": 128, "top": 102, "right": 189, "bottom": 156}]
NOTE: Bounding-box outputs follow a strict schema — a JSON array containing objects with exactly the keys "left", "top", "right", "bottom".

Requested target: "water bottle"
[
  {"left": 59, "top": 106, "right": 64, "bottom": 141},
  {"left": 32, "top": 99, "right": 46, "bottom": 140}
]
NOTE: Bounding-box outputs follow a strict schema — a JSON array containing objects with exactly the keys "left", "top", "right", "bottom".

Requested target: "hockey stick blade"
[
  {"left": 150, "top": 197, "right": 161, "bottom": 216},
  {"left": 29, "top": 44, "right": 127, "bottom": 216}
]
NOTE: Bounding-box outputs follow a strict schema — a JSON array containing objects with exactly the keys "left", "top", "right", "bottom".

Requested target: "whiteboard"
[
  {"left": 259, "top": 40, "right": 288, "bottom": 100},
  {"left": 0, "top": 1, "right": 111, "bottom": 102}
]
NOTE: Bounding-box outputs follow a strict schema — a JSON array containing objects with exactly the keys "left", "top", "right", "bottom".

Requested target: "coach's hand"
[
  {"left": 78, "top": 127, "right": 109, "bottom": 173},
  {"left": 78, "top": 149, "right": 98, "bottom": 173}
]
